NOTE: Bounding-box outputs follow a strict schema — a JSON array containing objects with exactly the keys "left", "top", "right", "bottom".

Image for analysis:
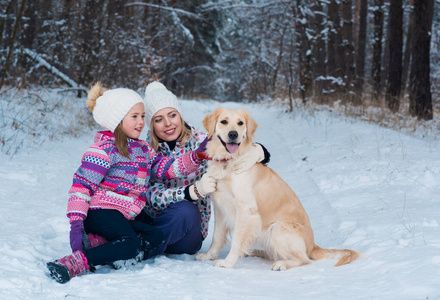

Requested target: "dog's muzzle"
[{"left": 218, "top": 131, "right": 240, "bottom": 154}]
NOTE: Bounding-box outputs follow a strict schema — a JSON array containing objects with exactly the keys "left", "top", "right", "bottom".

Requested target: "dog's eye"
[
  {"left": 237, "top": 121, "right": 244, "bottom": 126},
  {"left": 220, "top": 120, "right": 228, "bottom": 125}
]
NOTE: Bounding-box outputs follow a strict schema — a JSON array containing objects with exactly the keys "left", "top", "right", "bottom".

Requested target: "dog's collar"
[{"left": 196, "top": 152, "right": 232, "bottom": 162}]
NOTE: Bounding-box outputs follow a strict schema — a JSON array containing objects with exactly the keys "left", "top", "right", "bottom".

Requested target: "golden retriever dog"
[{"left": 195, "top": 108, "right": 361, "bottom": 270}]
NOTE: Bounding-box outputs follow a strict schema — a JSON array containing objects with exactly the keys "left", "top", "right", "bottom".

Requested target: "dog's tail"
[{"left": 310, "top": 245, "right": 361, "bottom": 267}]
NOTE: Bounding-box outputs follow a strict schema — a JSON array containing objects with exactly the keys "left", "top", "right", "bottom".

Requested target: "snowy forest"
[
  {"left": 1, "top": 0, "right": 439, "bottom": 120},
  {"left": 1, "top": 1, "right": 440, "bottom": 297}
]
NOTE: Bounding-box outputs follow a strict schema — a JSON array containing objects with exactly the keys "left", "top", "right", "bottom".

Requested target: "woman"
[{"left": 136, "top": 81, "right": 270, "bottom": 259}]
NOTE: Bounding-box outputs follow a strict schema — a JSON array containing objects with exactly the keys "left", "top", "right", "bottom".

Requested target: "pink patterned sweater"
[{"left": 66, "top": 131, "right": 201, "bottom": 223}]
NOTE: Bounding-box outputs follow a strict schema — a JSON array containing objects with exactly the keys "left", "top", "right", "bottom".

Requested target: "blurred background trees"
[{"left": 1, "top": 0, "right": 439, "bottom": 120}]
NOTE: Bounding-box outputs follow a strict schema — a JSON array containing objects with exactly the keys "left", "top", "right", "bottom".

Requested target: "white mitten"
[
  {"left": 189, "top": 175, "right": 216, "bottom": 200},
  {"left": 232, "top": 143, "right": 265, "bottom": 174}
]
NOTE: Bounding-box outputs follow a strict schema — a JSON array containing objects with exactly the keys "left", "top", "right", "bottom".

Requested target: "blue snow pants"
[{"left": 134, "top": 200, "right": 203, "bottom": 259}]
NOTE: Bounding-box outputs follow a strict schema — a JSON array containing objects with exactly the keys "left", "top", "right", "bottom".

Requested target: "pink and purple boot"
[{"left": 47, "top": 250, "right": 90, "bottom": 283}]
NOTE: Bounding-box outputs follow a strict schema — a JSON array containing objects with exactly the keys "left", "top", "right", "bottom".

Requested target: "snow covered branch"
[
  {"left": 23, "top": 48, "right": 87, "bottom": 94},
  {"left": 127, "top": 2, "right": 202, "bottom": 20}
]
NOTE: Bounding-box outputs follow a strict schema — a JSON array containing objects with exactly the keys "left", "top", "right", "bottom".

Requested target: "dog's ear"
[
  {"left": 203, "top": 108, "right": 224, "bottom": 138},
  {"left": 241, "top": 109, "right": 257, "bottom": 142}
]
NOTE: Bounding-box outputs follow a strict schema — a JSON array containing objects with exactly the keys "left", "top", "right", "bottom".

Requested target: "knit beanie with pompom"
[
  {"left": 144, "top": 81, "right": 182, "bottom": 128},
  {"left": 86, "top": 82, "right": 144, "bottom": 132}
]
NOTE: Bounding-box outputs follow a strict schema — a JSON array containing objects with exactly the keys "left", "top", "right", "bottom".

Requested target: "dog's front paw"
[
  {"left": 195, "top": 252, "right": 216, "bottom": 261},
  {"left": 214, "top": 259, "right": 235, "bottom": 268},
  {"left": 271, "top": 261, "right": 288, "bottom": 271}
]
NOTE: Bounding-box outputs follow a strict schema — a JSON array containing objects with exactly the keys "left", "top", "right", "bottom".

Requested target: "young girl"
[
  {"left": 46, "top": 83, "right": 207, "bottom": 283},
  {"left": 134, "top": 81, "right": 270, "bottom": 259}
]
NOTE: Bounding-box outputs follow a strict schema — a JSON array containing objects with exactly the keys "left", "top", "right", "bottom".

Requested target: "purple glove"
[
  {"left": 194, "top": 137, "right": 210, "bottom": 159},
  {"left": 69, "top": 220, "right": 85, "bottom": 253}
]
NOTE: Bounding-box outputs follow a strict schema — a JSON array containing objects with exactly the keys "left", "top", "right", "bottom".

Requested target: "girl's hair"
[
  {"left": 114, "top": 122, "right": 130, "bottom": 158},
  {"left": 149, "top": 115, "right": 192, "bottom": 152}
]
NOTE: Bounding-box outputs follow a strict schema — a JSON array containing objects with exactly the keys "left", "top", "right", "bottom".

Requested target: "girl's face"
[
  {"left": 121, "top": 102, "right": 145, "bottom": 139},
  {"left": 152, "top": 107, "right": 182, "bottom": 142}
]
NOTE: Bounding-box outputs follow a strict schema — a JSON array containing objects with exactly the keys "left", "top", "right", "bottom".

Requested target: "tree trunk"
[
  {"left": 107, "top": 0, "right": 125, "bottom": 29},
  {"left": 327, "top": 0, "right": 337, "bottom": 77},
  {"left": 385, "top": 0, "right": 403, "bottom": 113},
  {"left": 408, "top": 0, "right": 434, "bottom": 120},
  {"left": 355, "top": 0, "right": 368, "bottom": 104},
  {"left": 272, "top": 26, "right": 286, "bottom": 90},
  {"left": 76, "top": 0, "right": 105, "bottom": 90},
  {"left": 371, "top": 0, "right": 385, "bottom": 102},
  {"left": 0, "top": 0, "right": 17, "bottom": 49},
  {"left": 20, "top": 1, "right": 36, "bottom": 49},
  {"left": 0, "top": 0, "right": 26, "bottom": 89},
  {"left": 295, "top": 0, "right": 312, "bottom": 103},
  {"left": 311, "top": 0, "right": 327, "bottom": 99},
  {"left": 341, "top": 0, "right": 355, "bottom": 98},
  {"left": 401, "top": 0, "right": 414, "bottom": 93},
  {"left": 327, "top": 0, "right": 343, "bottom": 99}
]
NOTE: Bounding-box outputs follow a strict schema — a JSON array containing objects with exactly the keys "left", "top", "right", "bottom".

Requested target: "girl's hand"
[{"left": 70, "top": 220, "right": 85, "bottom": 253}]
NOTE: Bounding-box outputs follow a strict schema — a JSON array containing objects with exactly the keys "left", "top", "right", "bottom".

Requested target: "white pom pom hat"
[
  {"left": 144, "top": 81, "right": 182, "bottom": 127},
  {"left": 93, "top": 88, "right": 144, "bottom": 132}
]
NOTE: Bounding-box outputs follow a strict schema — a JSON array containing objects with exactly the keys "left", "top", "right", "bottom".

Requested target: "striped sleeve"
[
  {"left": 151, "top": 151, "right": 201, "bottom": 180},
  {"left": 66, "top": 146, "right": 110, "bottom": 222}
]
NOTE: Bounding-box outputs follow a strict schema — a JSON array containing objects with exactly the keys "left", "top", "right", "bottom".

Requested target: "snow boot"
[
  {"left": 82, "top": 232, "right": 108, "bottom": 249},
  {"left": 47, "top": 250, "right": 90, "bottom": 283},
  {"left": 109, "top": 251, "right": 144, "bottom": 270}
]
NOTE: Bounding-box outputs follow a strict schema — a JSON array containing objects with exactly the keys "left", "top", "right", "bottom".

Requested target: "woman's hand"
[
  {"left": 189, "top": 174, "right": 216, "bottom": 200},
  {"left": 194, "top": 137, "right": 211, "bottom": 159},
  {"left": 232, "top": 143, "right": 265, "bottom": 174}
]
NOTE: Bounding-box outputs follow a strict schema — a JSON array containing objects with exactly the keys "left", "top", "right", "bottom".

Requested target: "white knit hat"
[
  {"left": 93, "top": 88, "right": 144, "bottom": 132},
  {"left": 144, "top": 81, "right": 182, "bottom": 127}
]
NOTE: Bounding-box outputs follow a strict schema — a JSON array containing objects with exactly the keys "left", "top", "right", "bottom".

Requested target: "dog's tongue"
[{"left": 226, "top": 143, "right": 239, "bottom": 154}]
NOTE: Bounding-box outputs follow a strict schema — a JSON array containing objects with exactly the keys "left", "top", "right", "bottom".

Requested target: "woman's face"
[
  {"left": 121, "top": 102, "right": 145, "bottom": 139},
  {"left": 152, "top": 107, "right": 182, "bottom": 142}
]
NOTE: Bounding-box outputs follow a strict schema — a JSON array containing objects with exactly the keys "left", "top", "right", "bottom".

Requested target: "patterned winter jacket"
[
  {"left": 144, "top": 125, "right": 211, "bottom": 239},
  {"left": 66, "top": 131, "right": 201, "bottom": 223}
]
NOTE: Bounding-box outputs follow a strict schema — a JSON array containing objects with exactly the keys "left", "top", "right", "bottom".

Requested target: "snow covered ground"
[{"left": 1, "top": 95, "right": 439, "bottom": 299}]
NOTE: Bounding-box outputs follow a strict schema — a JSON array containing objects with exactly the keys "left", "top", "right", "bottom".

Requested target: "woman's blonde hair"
[{"left": 149, "top": 113, "right": 192, "bottom": 152}]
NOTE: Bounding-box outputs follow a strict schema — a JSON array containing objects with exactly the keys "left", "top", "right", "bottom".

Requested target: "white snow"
[{"left": 1, "top": 96, "right": 440, "bottom": 299}]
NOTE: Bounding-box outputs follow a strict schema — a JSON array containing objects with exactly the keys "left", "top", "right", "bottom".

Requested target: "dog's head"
[{"left": 202, "top": 108, "right": 257, "bottom": 159}]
